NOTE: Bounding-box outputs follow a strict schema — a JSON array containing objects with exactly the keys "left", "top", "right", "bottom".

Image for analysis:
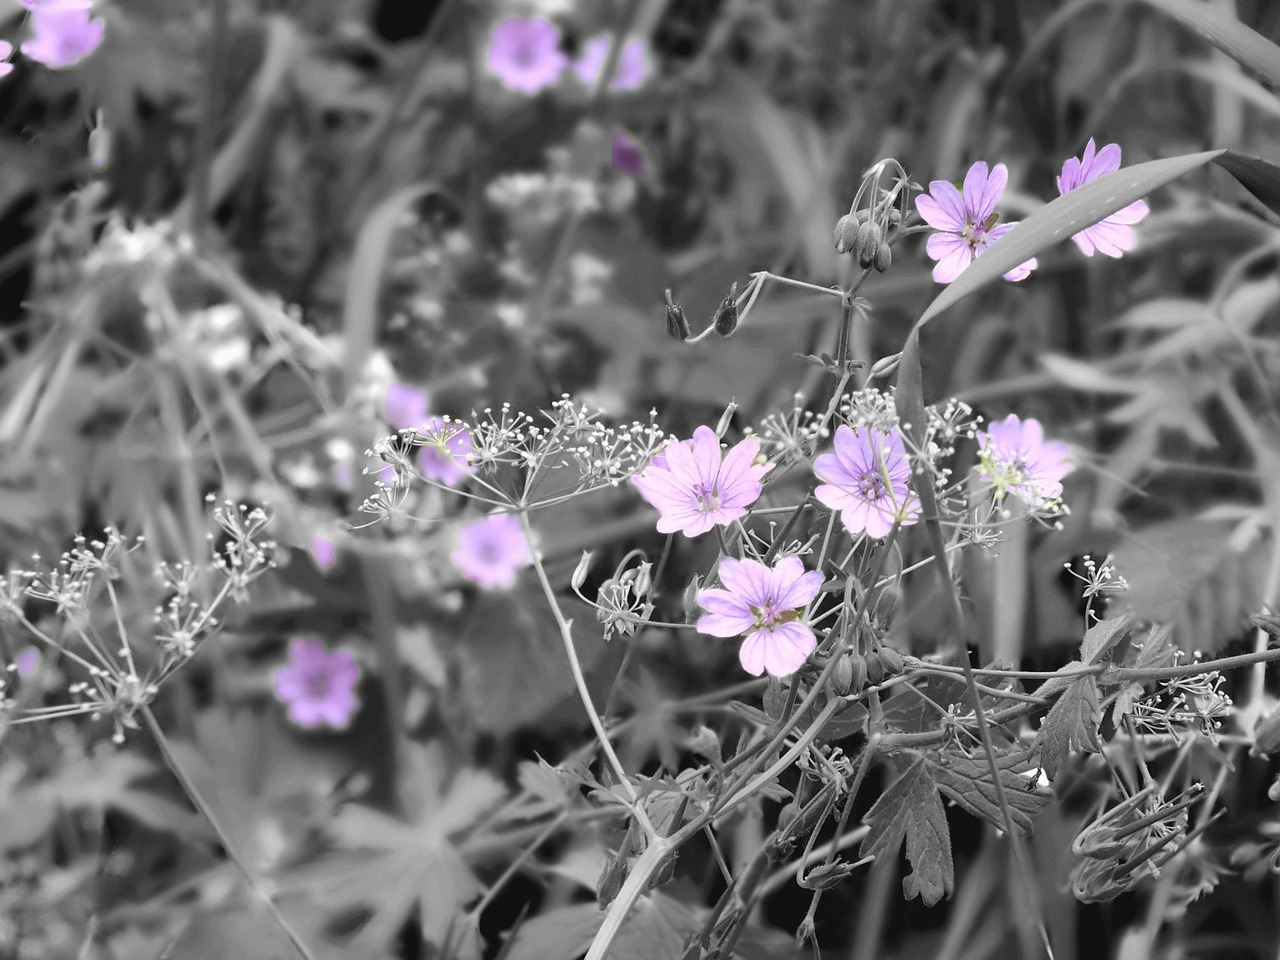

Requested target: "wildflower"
[
  {"left": 311, "top": 536, "right": 336, "bottom": 570},
  {"left": 573, "top": 35, "right": 649, "bottom": 91},
  {"left": 452, "top": 514, "right": 533, "bottom": 589},
  {"left": 0, "top": 41, "right": 13, "bottom": 77},
  {"left": 697, "top": 556, "right": 824, "bottom": 677},
  {"left": 632, "top": 426, "right": 771, "bottom": 538},
  {"left": 814, "top": 425, "right": 920, "bottom": 538},
  {"left": 274, "top": 638, "right": 360, "bottom": 730},
  {"left": 976, "top": 414, "right": 1071, "bottom": 507},
  {"left": 611, "top": 129, "right": 649, "bottom": 178},
  {"left": 1057, "top": 139, "right": 1149, "bottom": 257},
  {"left": 14, "top": 646, "right": 39, "bottom": 678},
  {"left": 22, "top": 6, "right": 105, "bottom": 69},
  {"left": 385, "top": 382, "right": 429, "bottom": 430},
  {"left": 417, "top": 417, "right": 475, "bottom": 486},
  {"left": 915, "top": 161, "right": 1037, "bottom": 283},
  {"left": 488, "top": 18, "right": 567, "bottom": 94}
]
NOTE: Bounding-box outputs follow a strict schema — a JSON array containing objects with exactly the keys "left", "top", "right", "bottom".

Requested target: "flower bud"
[
  {"left": 855, "top": 221, "right": 882, "bottom": 268},
  {"left": 1255, "top": 703, "right": 1280, "bottom": 756},
  {"left": 886, "top": 206, "right": 902, "bottom": 228},
  {"left": 831, "top": 654, "right": 854, "bottom": 695},
  {"left": 877, "top": 646, "right": 904, "bottom": 675},
  {"left": 873, "top": 242, "right": 892, "bottom": 273},
  {"left": 571, "top": 551, "right": 593, "bottom": 591},
  {"left": 833, "top": 213, "right": 860, "bottom": 254},
  {"left": 712, "top": 287, "right": 739, "bottom": 337},
  {"left": 664, "top": 289, "right": 690, "bottom": 341},
  {"left": 687, "top": 725, "right": 720, "bottom": 761},
  {"left": 865, "top": 655, "right": 886, "bottom": 685},
  {"left": 869, "top": 352, "right": 902, "bottom": 379},
  {"left": 1270, "top": 774, "right": 1280, "bottom": 803},
  {"left": 847, "top": 652, "right": 867, "bottom": 692},
  {"left": 777, "top": 801, "right": 799, "bottom": 833},
  {"left": 88, "top": 110, "right": 110, "bottom": 172},
  {"left": 631, "top": 561, "right": 652, "bottom": 598},
  {"left": 597, "top": 853, "right": 628, "bottom": 906},
  {"left": 714, "top": 402, "right": 738, "bottom": 439}
]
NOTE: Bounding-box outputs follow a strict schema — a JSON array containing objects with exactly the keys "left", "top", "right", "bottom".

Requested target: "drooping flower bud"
[
  {"left": 873, "top": 241, "right": 892, "bottom": 273},
  {"left": 571, "top": 551, "right": 593, "bottom": 591},
  {"left": 714, "top": 402, "right": 738, "bottom": 439},
  {"left": 833, "top": 213, "right": 860, "bottom": 254},
  {"left": 664, "top": 289, "right": 690, "bottom": 341},
  {"left": 831, "top": 653, "right": 854, "bottom": 695},
  {"left": 876, "top": 645, "right": 904, "bottom": 676},
  {"left": 712, "top": 284, "right": 738, "bottom": 337},
  {"left": 855, "top": 220, "right": 882, "bottom": 268},
  {"left": 88, "top": 109, "right": 110, "bottom": 172}
]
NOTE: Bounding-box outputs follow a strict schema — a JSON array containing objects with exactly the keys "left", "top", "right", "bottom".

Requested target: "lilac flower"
[
  {"left": 21, "top": 0, "right": 95, "bottom": 10},
  {"left": 488, "top": 18, "right": 567, "bottom": 94},
  {"left": 814, "top": 425, "right": 920, "bottom": 538},
  {"left": 697, "top": 557, "right": 824, "bottom": 677},
  {"left": 14, "top": 646, "right": 39, "bottom": 678},
  {"left": 0, "top": 41, "right": 13, "bottom": 78},
  {"left": 1057, "top": 139, "right": 1149, "bottom": 257},
  {"left": 311, "top": 536, "right": 336, "bottom": 571},
  {"left": 572, "top": 35, "right": 649, "bottom": 91},
  {"left": 632, "top": 426, "right": 772, "bottom": 538},
  {"left": 417, "top": 417, "right": 475, "bottom": 486},
  {"left": 976, "top": 414, "right": 1071, "bottom": 507},
  {"left": 915, "top": 162, "right": 1038, "bottom": 284},
  {"left": 385, "top": 382, "right": 429, "bottom": 430},
  {"left": 274, "top": 638, "right": 360, "bottom": 730},
  {"left": 611, "top": 129, "right": 649, "bottom": 178},
  {"left": 22, "top": 7, "right": 105, "bottom": 69},
  {"left": 452, "top": 514, "right": 533, "bottom": 589}
]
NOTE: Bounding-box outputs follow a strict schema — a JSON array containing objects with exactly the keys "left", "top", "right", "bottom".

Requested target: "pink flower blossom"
[
  {"left": 22, "top": 7, "right": 105, "bottom": 69},
  {"left": 976, "top": 414, "right": 1071, "bottom": 507},
  {"left": 274, "top": 638, "right": 360, "bottom": 730},
  {"left": 572, "top": 35, "right": 649, "bottom": 91},
  {"left": 488, "top": 18, "right": 567, "bottom": 94},
  {"left": 21, "top": 0, "right": 95, "bottom": 10},
  {"left": 632, "top": 426, "right": 771, "bottom": 538},
  {"left": 697, "top": 556, "right": 824, "bottom": 677},
  {"left": 385, "top": 382, "right": 429, "bottom": 430},
  {"left": 611, "top": 129, "right": 649, "bottom": 178},
  {"left": 14, "top": 646, "right": 39, "bottom": 678},
  {"left": 0, "top": 41, "right": 13, "bottom": 78},
  {"left": 311, "top": 536, "right": 336, "bottom": 570},
  {"left": 1057, "top": 139, "right": 1149, "bottom": 257},
  {"left": 417, "top": 417, "right": 475, "bottom": 486},
  {"left": 452, "top": 514, "right": 533, "bottom": 589},
  {"left": 814, "top": 425, "right": 920, "bottom": 538},
  {"left": 915, "top": 161, "right": 1038, "bottom": 284}
]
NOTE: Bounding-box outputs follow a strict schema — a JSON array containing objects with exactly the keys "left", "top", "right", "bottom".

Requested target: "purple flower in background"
[
  {"left": 385, "top": 382, "right": 429, "bottom": 429},
  {"left": 611, "top": 129, "right": 649, "bottom": 178},
  {"left": 916, "top": 161, "right": 1037, "bottom": 284},
  {"left": 22, "top": 7, "right": 105, "bottom": 69},
  {"left": 417, "top": 417, "right": 475, "bottom": 486},
  {"left": 632, "top": 426, "right": 771, "bottom": 538},
  {"left": 14, "top": 646, "right": 39, "bottom": 678},
  {"left": 0, "top": 41, "right": 14, "bottom": 78},
  {"left": 488, "top": 18, "right": 567, "bottom": 94},
  {"left": 977, "top": 414, "right": 1071, "bottom": 507},
  {"left": 573, "top": 35, "right": 649, "bottom": 91},
  {"left": 452, "top": 514, "right": 533, "bottom": 589},
  {"left": 814, "top": 425, "right": 920, "bottom": 538},
  {"left": 311, "top": 536, "right": 336, "bottom": 570},
  {"left": 1057, "top": 139, "right": 1149, "bottom": 257},
  {"left": 697, "top": 556, "right": 824, "bottom": 677},
  {"left": 21, "top": 0, "right": 94, "bottom": 9},
  {"left": 274, "top": 638, "right": 360, "bottom": 730}
]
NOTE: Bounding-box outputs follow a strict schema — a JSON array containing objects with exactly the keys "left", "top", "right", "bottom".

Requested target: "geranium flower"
[
  {"left": 572, "top": 35, "right": 649, "bottom": 91},
  {"left": 977, "top": 414, "right": 1071, "bottom": 507},
  {"left": 274, "top": 638, "right": 360, "bottom": 730},
  {"left": 385, "top": 382, "right": 429, "bottom": 430},
  {"left": 1057, "top": 139, "right": 1149, "bottom": 257},
  {"left": 311, "top": 536, "right": 336, "bottom": 570},
  {"left": 697, "top": 557, "right": 825, "bottom": 677},
  {"left": 488, "top": 18, "right": 567, "bottom": 94},
  {"left": 915, "top": 161, "right": 1038, "bottom": 284},
  {"left": 452, "top": 514, "right": 533, "bottom": 589},
  {"left": 814, "top": 425, "right": 920, "bottom": 538},
  {"left": 417, "top": 417, "right": 475, "bottom": 486},
  {"left": 22, "top": 7, "right": 104, "bottom": 69},
  {"left": 611, "top": 129, "right": 649, "bottom": 178},
  {"left": 632, "top": 426, "right": 771, "bottom": 538}
]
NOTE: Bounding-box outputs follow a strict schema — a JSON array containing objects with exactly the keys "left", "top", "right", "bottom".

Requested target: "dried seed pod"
[
  {"left": 664, "top": 289, "right": 690, "bottom": 341},
  {"left": 712, "top": 286, "right": 739, "bottom": 337}
]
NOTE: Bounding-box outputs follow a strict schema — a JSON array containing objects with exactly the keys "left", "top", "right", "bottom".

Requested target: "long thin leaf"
[{"left": 1138, "top": 0, "right": 1280, "bottom": 88}]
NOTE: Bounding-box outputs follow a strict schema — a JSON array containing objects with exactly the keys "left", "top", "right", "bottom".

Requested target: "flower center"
[
  {"left": 303, "top": 671, "right": 332, "bottom": 699},
  {"left": 513, "top": 41, "right": 537, "bottom": 67},
  {"left": 858, "top": 473, "right": 887, "bottom": 501},
  {"left": 694, "top": 483, "right": 723, "bottom": 514},
  {"left": 750, "top": 600, "right": 798, "bottom": 631}
]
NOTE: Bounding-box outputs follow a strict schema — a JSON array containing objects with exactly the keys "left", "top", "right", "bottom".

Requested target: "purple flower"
[
  {"left": 21, "top": 0, "right": 94, "bottom": 9},
  {"left": 976, "top": 414, "right": 1071, "bottom": 507},
  {"left": 572, "top": 35, "right": 650, "bottom": 91},
  {"left": 632, "top": 426, "right": 772, "bottom": 538},
  {"left": 22, "top": 7, "right": 105, "bottom": 69},
  {"left": 0, "top": 41, "right": 14, "bottom": 78},
  {"left": 488, "top": 18, "right": 567, "bottom": 94},
  {"left": 814, "top": 425, "right": 920, "bottom": 538},
  {"left": 1057, "top": 139, "right": 1149, "bottom": 258},
  {"left": 915, "top": 161, "right": 1038, "bottom": 284},
  {"left": 311, "top": 536, "right": 336, "bottom": 570},
  {"left": 14, "top": 646, "right": 40, "bottom": 678},
  {"left": 452, "top": 514, "right": 533, "bottom": 589},
  {"left": 697, "top": 556, "right": 824, "bottom": 677},
  {"left": 611, "top": 129, "right": 649, "bottom": 178},
  {"left": 416, "top": 417, "right": 475, "bottom": 486},
  {"left": 274, "top": 638, "right": 360, "bottom": 730},
  {"left": 385, "top": 382, "right": 429, "bottom": 430}
]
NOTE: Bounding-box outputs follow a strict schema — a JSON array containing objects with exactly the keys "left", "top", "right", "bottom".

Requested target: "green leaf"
[
  {"left": 1080, "top": 615, "right": 1132, "bottom": 665},
  {"left": 923, "top": 746, "right": 1053, "bottom": 836},
  {"left": 1035, "top": 673, "right": 1102, "bottom": 780},
  {"left": 859, "top": 757, "right": 954, "bottom": 907},
  {"left": 1137, "top": 0, "right": 1280, "bottom": 88}
]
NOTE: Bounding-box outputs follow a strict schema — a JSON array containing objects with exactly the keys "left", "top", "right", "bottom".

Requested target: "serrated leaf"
[
  {"left": 923, "top": 746, "right": 1053, "bottom": 836},
  {"left": 859, "top": 757, "right": 954, "bottom": 907},
  {"left": 1080, "top": 615, "right": 1132, "bottom": 665},
  {"left": 1035, "top": 673, "right": 1102, "bottom": 780}
]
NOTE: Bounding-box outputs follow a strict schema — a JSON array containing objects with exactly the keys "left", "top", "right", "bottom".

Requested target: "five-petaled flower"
[
  {"left": 21, "top": 6, "right": 104, "bottom": 69},
  {"left": 572, "top": 35, "right": 649, "bottom": 91},
  {"left": 1057, "top": 139, "right": 1149, "bottom": 258},
  {"left": 632, "top": 426, "right": 771, "bottom": 538},
  {"left": 452, "top": 514, "right": 533, "bottom": 589},
  {"left": 697, "top": 556, "right": 825, "bottom": 677},
  {"left": 814, "top": 425, "right": 920, "bottom": 538},
  {"left": 916, "top": 161, "right": 1037, "bottom": 284},
  {"left": 977, "top": 414, "right": 1071, "bottom": 508},
  {"left": 417, "top": 417, "right": 476, "bottom": 486},
  {"left": 488, "top": 18, "right": 567, "bottom": 94},
  {"left": 274, "top": 638, "right": 360, "bottom": 730}
]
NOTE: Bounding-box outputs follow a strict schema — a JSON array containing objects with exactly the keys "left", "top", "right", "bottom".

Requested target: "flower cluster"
[
  {"left": 487, "top": 18, "right": 650, "bottom": 95},
  {"left": 9, "top": 0, "right": 106, "bottom": 72}
]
